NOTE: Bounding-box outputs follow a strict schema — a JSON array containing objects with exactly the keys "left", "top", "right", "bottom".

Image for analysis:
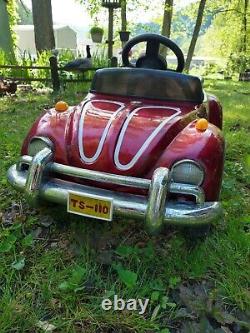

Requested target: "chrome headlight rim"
[
  {"left": 170, "top": 159, "right": 205, "bottom": 186},
  {"left": 28, "top": 136, "right": 54, "bottom": 156}
]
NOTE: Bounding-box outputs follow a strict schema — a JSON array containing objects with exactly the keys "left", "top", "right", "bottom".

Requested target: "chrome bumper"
[{"left": 7, "top": 148, "right": 222, "bottom": 234}]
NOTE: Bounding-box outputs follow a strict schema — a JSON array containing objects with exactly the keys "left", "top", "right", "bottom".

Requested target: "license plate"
[{"left": 67, "top": 191, "right": 113, "bottom": 221}]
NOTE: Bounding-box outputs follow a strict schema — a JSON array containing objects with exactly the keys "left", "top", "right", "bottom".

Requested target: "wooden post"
[
  {"left": 111, "top": 57, "right": 118, "bottom": 67},
  {"left": 49, "top": 56, "right": 60, "bottom": 92},
  {"left": 108, "top": 7, "right": 114, "bottom": 59}
]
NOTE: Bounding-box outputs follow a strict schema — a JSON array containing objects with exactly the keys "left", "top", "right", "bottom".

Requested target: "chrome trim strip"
[
  {"left": 78, "top": 100, "right": 125, "bottom": 164},
  {"left": 15, "top": 155, "right": 205, "bottom": 203},
  {"left": 29, "top": 136, "right": 54, "bottom": 148},
  {"left": 114, "top": 106, "right": 181, "bottom": 171},
  {"left": 170, "top": 182, "right": 205, "bottom": 204},
  {"left": 28, "top": 136, "right": 54, "bottom": 156},
  {"left": 7, "top": 163, "right": 222, "bottom": 232}
]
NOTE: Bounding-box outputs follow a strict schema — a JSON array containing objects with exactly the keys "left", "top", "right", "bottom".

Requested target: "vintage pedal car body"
[{"left": 7, "top": 34, "right": 224, "bottom": 234}]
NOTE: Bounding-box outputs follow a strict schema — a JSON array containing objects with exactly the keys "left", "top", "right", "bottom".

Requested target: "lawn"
[{"left": 0, "top": 80, "right": 249, "bottom": 333}]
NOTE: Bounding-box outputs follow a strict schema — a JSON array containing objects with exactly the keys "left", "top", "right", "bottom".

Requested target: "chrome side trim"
[
  {"left": 114, "top": 106, "right": 181, "bottom": 171},
  {"left": 27, "top": 136, "right": 54, "bottom": 158},
  {"left": 170, "top": 182, "right": 205, "bottom": 204},
  {"left": 29, "top": 136, "right": 54, "bottom": 149},
  {"left": 78, "top": 100, "right": 125, "bottom": 164}
]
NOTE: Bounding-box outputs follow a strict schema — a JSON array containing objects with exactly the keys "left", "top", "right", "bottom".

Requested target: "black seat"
[{"left": 91, "top": 68, "right": 204, "bottom": 104}]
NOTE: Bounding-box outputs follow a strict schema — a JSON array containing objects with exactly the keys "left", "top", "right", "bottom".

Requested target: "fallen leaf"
[
  {"left": 151, "top": 304, "right": 161, "bottom": 321},
  {"left": 31, "top": 227, "right": 43, "bottom": 238},
  {"left": 36, "top": 320, "right": 56, "bottom": 332},
  {"left": 39, "top": 216, "right": 54, "bottom": 228},
  {"left": 221, "top": 327, "right": 232, "bottom": 333},
  {"left": 11, "top": 258, "right": 25, "bottom": 270}
]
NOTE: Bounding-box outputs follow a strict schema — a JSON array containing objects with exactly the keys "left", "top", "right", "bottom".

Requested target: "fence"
[{"left": 0, "top": 56, "right": 118, "bottom": 92}]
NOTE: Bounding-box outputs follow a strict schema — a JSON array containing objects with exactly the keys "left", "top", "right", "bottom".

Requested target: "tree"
[
  {"left": 18, "top": 0, "right": 33, "bottom": 24},
  {"left": 31, "top": 0, "right": 55, "bottom": 53},
  {"left": 184, "top": 0, "right": 207, "bottom": 72},
  {"left": 121, "top": 0, "right": 127, "bottom": 31},
  {"left": 161, "top": 0, "right": 173, "bottom": 38},
  {"left": 0, "top": 0, "right": 15, "bottom": 58},
  {"left": 77, "top": 0, "right": 147, "bottom": 36},
  {"left": 200, "top": 0, "right": 249, "bottom": 74},
  {"left": 241, "top": 0, "right": 249, "bottom": 53},
  {"left": 160, "top": 0, "right": 174, "bottom": 57},
  {"left": 131, "top": 22, "right": 161, "bottom": 36}
]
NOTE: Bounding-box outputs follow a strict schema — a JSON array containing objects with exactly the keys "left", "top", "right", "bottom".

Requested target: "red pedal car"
[{"left": 7, "top": 34, "right": 224, "bottom": 234}]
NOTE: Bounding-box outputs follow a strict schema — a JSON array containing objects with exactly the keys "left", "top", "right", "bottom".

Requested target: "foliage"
[
  {"left": 0, "top": 46, "right": 110, "bottom": 94},
  {"left": 201, "top": 0, "right": 250, "bottom": 72},
  {"left": 131, "top": 22, "right": 161, "bottom": 36},
  {"left": 17, "top": 0, "right": 33, "bottom": 24},
  {"left": 90, "top": 26, "right": 104, "bottom": 34},
  {"left": 172, "top": 4, "right": 212, "bottom": 49},
  {"left": 77, "top": 0, "right": 102, "bottom": 17},
  {"left": 6, "top": 0, "right": 18, "bottom": 48},
  {"left": 228, "top": 52, "right": 250, "bottom": 75}
]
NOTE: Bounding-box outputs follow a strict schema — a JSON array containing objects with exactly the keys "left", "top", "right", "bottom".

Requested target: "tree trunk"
[
  {"left": 160, "top": 0, "right": 173, "bottom": 57},
  {"left": 241, "top": 0, "right": 249, "bottom": 53},
  {"left": 0, "top": 0, "right": 15, "bottom": 58},
  {"left": 121, "top": 0, "right": 127, "bottom": 47},
  {"left": 31, "top": 0, "right": 55, "bottom": 53},
  {"left": 121, "top": 0, "right": 127, "bottom": 31},
  {"left": 184, "top": 0, "right": 207, "bottom": 72}
]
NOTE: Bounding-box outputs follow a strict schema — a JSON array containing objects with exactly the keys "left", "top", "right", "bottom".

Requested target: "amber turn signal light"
[
  {"left": 55, "top": 101, "right": 69, "bottom": 112},
  {"left": 196, "top": 118, "right": 208, "bottom": 132}
]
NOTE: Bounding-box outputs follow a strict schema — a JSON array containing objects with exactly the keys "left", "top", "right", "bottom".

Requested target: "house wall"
[
  {"left": 55, "top": 27, "right": 77, "bottom": 50},
  {"left": 15, "top": 28, "right": 36, "bottom": 55},
  {"left": 14, "top": 25, "right": 77, "bottom": 56}
]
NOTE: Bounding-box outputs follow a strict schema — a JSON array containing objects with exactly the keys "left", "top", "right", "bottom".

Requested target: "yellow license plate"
[{"left": 67, "top": 191, "right": 113, "bottom": 221}]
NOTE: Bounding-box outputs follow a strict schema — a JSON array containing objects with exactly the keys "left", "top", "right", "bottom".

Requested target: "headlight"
[
  {"left": 28, "top": 137, "right": 53, "bottom": 156},
  {"left": 171, "top": 160, "right": 204, "bottom": 186}
]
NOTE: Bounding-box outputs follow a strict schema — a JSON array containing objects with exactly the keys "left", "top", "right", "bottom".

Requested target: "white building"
[{"left": 14, "top": 25, "right": 77, "bottom": 55}]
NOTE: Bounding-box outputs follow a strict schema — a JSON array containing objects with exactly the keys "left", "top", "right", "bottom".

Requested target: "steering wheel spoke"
[{"left": 146, "top": 40, "right": 160, "bottom": 58}]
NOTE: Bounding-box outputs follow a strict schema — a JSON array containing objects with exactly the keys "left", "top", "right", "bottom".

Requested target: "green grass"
[{"left": 0, "top": 80, "right": 249, "bottom": 332}]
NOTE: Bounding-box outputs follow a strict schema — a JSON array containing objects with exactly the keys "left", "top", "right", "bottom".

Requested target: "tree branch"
[{"left": 19, "top": 0, "right": 30, "bottom": 14}]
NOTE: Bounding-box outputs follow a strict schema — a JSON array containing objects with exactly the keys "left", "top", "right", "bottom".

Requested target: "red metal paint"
[{"left": 21, "top": 92, "right": 224, "bottom": 201}]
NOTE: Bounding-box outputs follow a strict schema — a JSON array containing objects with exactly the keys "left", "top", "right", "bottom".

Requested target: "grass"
[
  {"left": 0, "top": 80, "right": 249, "bottom": 332},
  {"left": 0, "top": 47, "right": 109, "bottom": 94}
]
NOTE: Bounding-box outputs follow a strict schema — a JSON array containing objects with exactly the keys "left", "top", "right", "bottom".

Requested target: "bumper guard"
[{"left": 7, "top": 148, "right": 222, "bottom": 233}]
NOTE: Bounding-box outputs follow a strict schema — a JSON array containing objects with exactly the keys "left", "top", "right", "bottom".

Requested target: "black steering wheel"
[{"left": 122, "top": 33, "right": 185, "bottom": 73}]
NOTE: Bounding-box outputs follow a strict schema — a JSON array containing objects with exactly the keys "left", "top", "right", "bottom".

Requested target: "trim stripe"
[
  {"left": 78, "top": 100, "right": 125, "bottom": 164},
  {"left": 114, "top": 106, "right": 181, "bottom": 171}
]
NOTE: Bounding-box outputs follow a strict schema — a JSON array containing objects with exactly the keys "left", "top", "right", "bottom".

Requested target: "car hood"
[{"left": 67, "top": 96, "right": 197, "bottom": 177}]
